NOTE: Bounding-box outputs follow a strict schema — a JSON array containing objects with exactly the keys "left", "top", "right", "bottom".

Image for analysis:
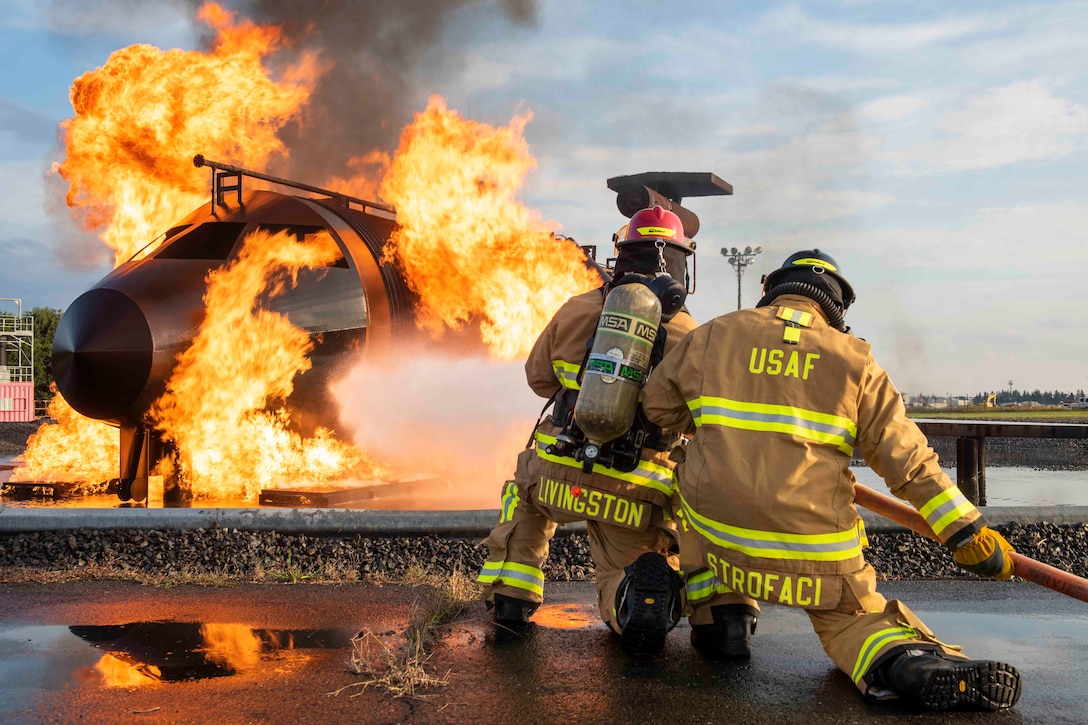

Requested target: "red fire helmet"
[{"left": 617, "top": 206, "right": 694, "bottom": 254}]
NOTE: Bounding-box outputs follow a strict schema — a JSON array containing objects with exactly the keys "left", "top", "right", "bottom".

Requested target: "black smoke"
[{"left": 195, "top": 0, "right": 539, "bottom": 186}]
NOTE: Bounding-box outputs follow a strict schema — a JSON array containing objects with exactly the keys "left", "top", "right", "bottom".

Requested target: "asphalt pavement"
[{"left": 0, "top": 578, "right": 1084, "bottom": 724}]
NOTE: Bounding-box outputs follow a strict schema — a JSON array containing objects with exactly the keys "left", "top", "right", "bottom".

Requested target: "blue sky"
[{"left": 1, "top": 0, "right": 1087, "bottom": 397}]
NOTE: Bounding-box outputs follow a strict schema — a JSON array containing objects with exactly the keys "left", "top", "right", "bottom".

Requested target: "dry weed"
[{"left": 331, "top": 568, "right": 480, "bottom": 700}]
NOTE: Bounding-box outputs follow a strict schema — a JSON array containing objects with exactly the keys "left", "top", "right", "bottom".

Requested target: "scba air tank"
[{"left": 574, "top": 282, "right": 662, "bottom": 459}]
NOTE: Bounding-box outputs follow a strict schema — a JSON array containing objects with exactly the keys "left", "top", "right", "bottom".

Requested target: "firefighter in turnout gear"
[
  {"left": 478, "top": 206, "right": 697, "bottom": 659},
  {"left": 641, "top": 249, "right": 1023, "bottom": 710}
]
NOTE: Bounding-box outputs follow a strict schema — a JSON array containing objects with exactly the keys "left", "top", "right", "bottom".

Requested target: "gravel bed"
[
  {"left": 0, "top": 521, "right": 1084, "bottom": 584},
  {"left": 0, "top": 421, "right": 43, "bottom": 457}
]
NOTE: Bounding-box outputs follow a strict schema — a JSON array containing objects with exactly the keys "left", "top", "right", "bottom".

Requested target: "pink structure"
[
  {"left": 0, "top": 299, "right": 35, "bottom": 421},
  {"left": 0, "top": 381, "right": 34, "bottom": 422}
]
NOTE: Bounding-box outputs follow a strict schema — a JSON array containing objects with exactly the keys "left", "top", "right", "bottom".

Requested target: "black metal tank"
[{"left": 52, "top": 185, "right": 417, "bottom": 500}]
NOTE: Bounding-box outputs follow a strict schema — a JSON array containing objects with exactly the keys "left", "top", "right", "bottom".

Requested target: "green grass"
[{"left": 907, "top": 407, "right": 1088, "bottom": 422}]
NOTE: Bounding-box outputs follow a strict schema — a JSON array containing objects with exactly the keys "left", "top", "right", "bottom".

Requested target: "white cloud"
[
  {"left": 859, "top": 94, "right": 928, "bottom": 122},
  {"left": 956, "top": 1, "right": 1088, "bottom": 78},
  {"left": 40, "top": 0, "right": 193, "bottom": 40},
  {"left": 888, "top": 81, "right": 1088, "bottom": 174},
  {"left": 758, "top": 4, "right": 1001, "bottom": 55},
  {"left": 856, "top": 201, "right": 1088, "bottom": 272},
  {"left": 0, "top": 159, "right": 51, "bottom": 231}
]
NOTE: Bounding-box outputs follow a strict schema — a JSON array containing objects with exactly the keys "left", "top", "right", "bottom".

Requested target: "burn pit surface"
[{"left": 1, "top": 450, "right": 452, "bottom": 510}]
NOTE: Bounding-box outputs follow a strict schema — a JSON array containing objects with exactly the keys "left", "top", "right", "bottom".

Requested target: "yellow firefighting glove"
[{"left": 952, "top": 526, "right": 1016, "bottom": 580}]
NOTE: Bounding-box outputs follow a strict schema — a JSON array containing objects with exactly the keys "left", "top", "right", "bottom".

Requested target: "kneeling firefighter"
[
  {"left": 641, "top": 249, "right": 1022, "bottom": 711},
  {"left": 478, "top": 206, "right": 697, "bottom": 659}
]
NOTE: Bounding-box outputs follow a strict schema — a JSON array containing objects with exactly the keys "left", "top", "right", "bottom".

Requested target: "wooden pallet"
[
  {"left": 259, "top": 477, "right": 440, "bottom": 508},
  {"left": 2, "top": 480, "right": 86, "bottom": 500}
]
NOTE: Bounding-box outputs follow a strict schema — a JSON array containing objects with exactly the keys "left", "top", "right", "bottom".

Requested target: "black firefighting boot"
[
  {"left": 614, "top": 552, "right": 683, "bottom": 660},
  {"left": 488, "top": 594, "right": 538, "bottom": 626},
  {"left": 880, "top": 649, "right": 1022, "bottom": 711},
  {"left": 690, "top": 604, "right": 759, "bottom": 660}
]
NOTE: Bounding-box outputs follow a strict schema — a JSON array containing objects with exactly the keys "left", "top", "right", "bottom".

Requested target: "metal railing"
[
  {"left": 913, "top": 419, "right": 1088, "bottom": 505},
  {"left": 0, "top": 316, "right": 32, "bottom": 333}
]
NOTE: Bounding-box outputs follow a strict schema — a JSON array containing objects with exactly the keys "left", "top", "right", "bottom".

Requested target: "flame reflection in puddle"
[
  {"left": 0, "top": 622, "right": 357, "bottom": 689},
  {"left": 531, "top": 603, "right": 599, "bottom": 630}
]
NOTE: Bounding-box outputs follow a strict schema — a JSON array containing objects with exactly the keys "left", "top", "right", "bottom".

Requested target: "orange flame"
[
  {"left": 149, "top": 228, "right": 387, "bottom": 501},
  {"left": 20, "top": 3, "right": 333, "bottom": 494},
  {"left": 11, "top": 387, "right": 118, "bottom": 485},
  {"left": 54, "top": 1, "right": 322, "bottom": 265},
  {"left": 380, "top": 97, "right": 600, "bottom": 360},
  {"left": 329, "top": 99, "right": 600, "bottom": 503},
  {"left": 26, "top": 4, "right": 599, "bottom": 504}
]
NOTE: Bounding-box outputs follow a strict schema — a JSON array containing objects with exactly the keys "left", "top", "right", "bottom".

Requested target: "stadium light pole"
[{"left": 722, "top": 245, "right": 763, "bottom": 310}]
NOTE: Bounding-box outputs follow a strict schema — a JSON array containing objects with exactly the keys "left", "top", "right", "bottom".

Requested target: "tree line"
[{"left": 970, "top": 389, "right": 1086, "bottom": 406}]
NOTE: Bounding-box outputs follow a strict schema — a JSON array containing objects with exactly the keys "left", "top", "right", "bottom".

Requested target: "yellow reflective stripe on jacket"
[
  {"left": 552, "top": 360, "right": 582, "bottom": 390},
  {"left": 534, "top": 432, "right": 675, "bottom": 496},
  {"left": 499, "top": 480, "right": 519, "bottom": 524},
  {"left": 852, "top": 626, "right": 918, "bottom": 684},
  {"left": 777, "top": 307, "right": 814, "bottom": 327},
  {"left": 477, "top": 560, "right": 544, "bottom": 597},
  {"left": 918, "top": 487, "right": 978, "bottom": 537},
  {"left": 688, "top": 396, "right": 857, "bottom": 456},
  {"left": 679, "top": 493, "right": 864, "bottom": 562}
]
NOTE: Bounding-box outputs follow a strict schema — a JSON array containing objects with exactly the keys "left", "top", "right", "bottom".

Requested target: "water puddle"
[
  {"left": 532, "top": 602, "right": 599, "bottom": 629},
  {"left": 0, "top": 622, "right": 356, "bottom": 689}
]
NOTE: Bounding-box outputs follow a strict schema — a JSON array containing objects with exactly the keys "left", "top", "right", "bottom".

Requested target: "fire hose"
[{"left": 854, "top": 484, "right": 1088, "bottom": 604}]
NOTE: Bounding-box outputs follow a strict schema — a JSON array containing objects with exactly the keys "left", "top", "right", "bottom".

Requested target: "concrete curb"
[{"left": 0, "top": 506, "right": 1085, "bottom": 537}]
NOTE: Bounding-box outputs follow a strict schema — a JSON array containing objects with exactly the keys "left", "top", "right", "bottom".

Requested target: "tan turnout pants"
[
  {"left": 681, "top": 526, "right": 968, "bottom": 698},
  {"left": 479, "top": 449, "right": 680, "bottom": 633}
]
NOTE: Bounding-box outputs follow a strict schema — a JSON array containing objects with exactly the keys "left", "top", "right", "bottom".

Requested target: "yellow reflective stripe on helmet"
[
  {"left": 777, "top": 307, "right": 813, "bottom": 327},
  {"left": 499, "top": 480, "right": 520, "bottom": 523},
  {"left": 852, "top": 626, "right": 918, "bottom": 685},
  {"left": 687, "top": 396, "right": 857, "bottom": 456},
  {"left": 477, "top": 560, "right": 544, "bottom": 597},
  {"left": 552, "top": 360, "right": 582, "bottom": 390},
  {"left": 679, "top": 493, "right": 864, "bottom": 561},
  {"left": 792, "top": 257, "right": 838, "bottom": 272},
  {"left": 918, "top": 487, "right": 978, "bottom": 537},
  {"left": 636, "top": 225, "right": 677, "bottom": 238},
  {"left": 533, "top": 432, "right": 675, "bottom": 496}
]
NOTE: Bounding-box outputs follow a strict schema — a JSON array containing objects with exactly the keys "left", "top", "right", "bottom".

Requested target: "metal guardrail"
[
  {"left": 914, "top": 419, "right": 1088, "bottom": 505},
  {"left": 1, "top": 505, "right": 1084, "bottom": 535}
]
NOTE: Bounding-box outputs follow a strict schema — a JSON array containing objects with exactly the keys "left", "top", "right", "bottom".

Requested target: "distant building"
[{"left": 0, "top": 299, "right": 34, "bottom": 422}]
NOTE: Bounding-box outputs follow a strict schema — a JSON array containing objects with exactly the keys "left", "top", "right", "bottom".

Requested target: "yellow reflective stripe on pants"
[
  {"left": 533, "top": 432, "right": 675, "bottom": 496},
  {"left": 686, "top": 569, "right": 720, "bottom": 603},
  {"left": 552, "top": 360, "right": 581, "bottom": 390},
  {"left": 499, "top": 481, "right": 519, "bottom": 524},
  {"left": 477, "top": 560, "right": 545, "bottom": 597},
  {"left": 687, "top": 396, "right": 857, "bottom": 456},
  {"left": 852, "top": 626, "right": 918, "bottom": 685},
  {"left": 918, "top": 487, "right": 978, "bottom": 538},
  {"left": 679, "top": 493, "right": 864, "bottom": 561}
]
